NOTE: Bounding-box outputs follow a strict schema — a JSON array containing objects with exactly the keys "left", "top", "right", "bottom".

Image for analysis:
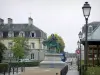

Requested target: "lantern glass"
[
  {"left": 78, "top": 31, "right": 82, "bottom": 39},
  {"left": 82, "top": 2, "right": 91, "bottom": 18}
]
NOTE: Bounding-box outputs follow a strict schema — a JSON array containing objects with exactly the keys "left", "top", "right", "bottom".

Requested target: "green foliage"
[
  {"left": 0, "top": 63, "right": 8, "bottom": 73},
  {"left": 48, "top": 34, "right": 65, "bottom": 52},
  {"left": 0, "top": 42, "right": 7, "bottom": 63},
  {"left": 11, "top": 37, "right": 29, "bottom": 59},
  {"left": 85, "top": 67, "right": 100, "bottom": 75}
]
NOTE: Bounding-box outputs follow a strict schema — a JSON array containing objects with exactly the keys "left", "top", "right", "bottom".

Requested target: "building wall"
[
  {"left": 1, "top": 38, "right": 46, "bottom": 62},
  {"left": 26, "top": 49, "right": 45, "bottom": 61}
]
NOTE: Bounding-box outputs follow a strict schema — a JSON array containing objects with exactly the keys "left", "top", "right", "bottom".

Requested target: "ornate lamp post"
[
  {"left": 82, "top": 2, "right": 91, "bottom": 70},
  {"left": 78, "top": 31, "right": 82, "bottom": 75}
]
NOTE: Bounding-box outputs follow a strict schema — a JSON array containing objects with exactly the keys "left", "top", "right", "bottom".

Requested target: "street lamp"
[
  {"left": 78, "top": 31, "right": 82, "bottom": 75},
  {"left": 82, "top": 2, "right": 91, "bottom": 70}
]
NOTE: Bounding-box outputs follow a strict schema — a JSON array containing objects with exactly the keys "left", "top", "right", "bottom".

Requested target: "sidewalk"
[
  {"left": 19, "top": 67, "right": 61, "bottom": 75},
  {"left": 67, "top": 70, "right": 79, "bottom": 75},
  {"left": 66, "top": 59, "right": 79, "bottom": 75}
]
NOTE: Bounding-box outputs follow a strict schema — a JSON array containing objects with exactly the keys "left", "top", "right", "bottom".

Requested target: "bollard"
[
  {"left": 21, "top": 67, "right": 23, "bottom": 72},
  {"left": 13, "top": 67, "right": 14, "bottom": 74},
  {"left": 3, "top": 67, "right": 5, "bottom": 75}
]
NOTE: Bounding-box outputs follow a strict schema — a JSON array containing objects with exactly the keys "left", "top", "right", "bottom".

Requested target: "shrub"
[{"left": 0, "top": 63, "right": 9, "bottom": 73}]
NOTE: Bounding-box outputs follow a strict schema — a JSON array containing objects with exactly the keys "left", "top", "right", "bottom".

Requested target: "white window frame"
[
  {"left": 31, "top": 43, "right": 35, "bottom": 49},
  {"left": 8, "top": 31, "right": 14, "bottom": 37},
  {"left": 30, "top": 31, "right": 36, "bottom": 37},
  {"left": 88, "top": 25, "right": 93, "bottom": 33},
  {"left": 19, "top": 31, "right": 25, "bottom": 37}
]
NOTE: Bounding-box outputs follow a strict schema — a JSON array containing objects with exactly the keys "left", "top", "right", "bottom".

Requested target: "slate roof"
[
  {"left": 81, "top": 21, "right": 100, "bottom": 42},
  {"left": 82, "top": 21, "right": 100, "bottom": 33},
  {"left": 0, "top": 24, "right": 41, "bottom": 31},
  {"left": 0, "top": 23, "right": 47, "bottom": 39}
]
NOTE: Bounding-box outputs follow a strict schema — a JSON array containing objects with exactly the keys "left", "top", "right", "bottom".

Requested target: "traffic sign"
[{"left": 76, "top": 50, "right": 80, "bottom": 54}]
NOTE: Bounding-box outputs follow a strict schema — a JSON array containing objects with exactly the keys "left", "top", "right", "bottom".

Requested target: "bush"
[
  {"left": 0, "top": 63, "right": 9, "bottom": 73},
  {"left": 10, "top": 61, "right": 40, "bottom": 67},
  {"left": 85, "top": 67, "right": 100, "bottom": 75}
]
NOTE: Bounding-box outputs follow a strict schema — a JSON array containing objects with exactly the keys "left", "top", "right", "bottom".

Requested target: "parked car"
[{"left": 19, "top": 59, "right": 31, "bottom": 62}]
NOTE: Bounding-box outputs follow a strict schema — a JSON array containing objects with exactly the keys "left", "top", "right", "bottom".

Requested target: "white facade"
[
  {"left": 1, "top": 38, "right": 46, "bottom": 62},
  {"left": 0, "top": 17, "right": 47, "bottom": 62}
]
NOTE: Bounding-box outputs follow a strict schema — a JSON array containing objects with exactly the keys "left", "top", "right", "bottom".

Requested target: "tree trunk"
[
  {"left": 0, "top": 53, "right": 3, "bottom": 63},
  {"left": 0, "top": 59, "right": 2, "bottom": 63}
]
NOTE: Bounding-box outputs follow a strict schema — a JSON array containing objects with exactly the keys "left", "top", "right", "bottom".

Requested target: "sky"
[{"left": 0, "top": 0, "right": 100, "bottom": 53}]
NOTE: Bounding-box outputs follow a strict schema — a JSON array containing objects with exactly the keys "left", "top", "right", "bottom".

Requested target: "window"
[
  {"left": 14, "top": 31, "right": 19, "bottom": 37},
  {"left": 32, "top": 33, "right": 34, "bottom": 37},
  {"left": 8, "top": 42, "right": 12, "bottom": 49},
  {"left": 0, "top": 32, "right": 3, "bottom": 38},
  {"left": 19, "top": 31, "right": 25, "bottom": 37},
  {"left": 3, "top": 32, "right": 8, "bottom": 38},
  {"left": 8, "top": 31, "right": 14, "bottom": 37},
  {"left": 31, "top": 43, "right": 35, "bottom": 49},
  {"left": 31, "top": 53, "right": 34, "bottom": 59},
  {"left": 88, "top": 25, "right": 93, "bottom": 33},
  {"left": 30, "top": 31, "right": 36, "bottom": 37}
]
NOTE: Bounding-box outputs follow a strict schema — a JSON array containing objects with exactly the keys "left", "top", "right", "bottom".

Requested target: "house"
[
  {"left": 81, "top": 21, "right": 100, "bottom": 66},
  {"left": 0, "top": 17, "right": 47, "bottom": 62}
]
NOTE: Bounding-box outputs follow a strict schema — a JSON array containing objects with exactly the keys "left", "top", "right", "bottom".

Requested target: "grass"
[
  {"left": 85, "top": 66, "right": 100, "bottom": 75},
  {"left": 81, "top": 60, "right": 84, "bottom": 65},
  {"left": 81, "top": 60, "right": 100, "bottom": 75}
]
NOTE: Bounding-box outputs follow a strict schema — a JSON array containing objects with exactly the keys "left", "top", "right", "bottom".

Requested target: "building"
[
  {"left": 65, "top": 52, "right": 77, "bottom": 58},
  {"left": 81, "top": 21, "right": 100, "bottom": 66},
  {"left": 0, "top": 17, "right": 47, "bottom": 62}
]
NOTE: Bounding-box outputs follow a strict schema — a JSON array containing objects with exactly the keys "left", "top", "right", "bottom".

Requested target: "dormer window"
[
  {"left": 8, "top": 31, "right": 14, "bottom": 37},
  {"left": 30, "top": 31, "right": 36, "bottom": 37},
  {"left": 0, "top": 32, "right": 3, "bottom": 38},
  {"left": 88, "top": 25, "right": 93, "bottom": 33},
  {"left": 19, "top": 31, "right": 25, "bottom": 37}
]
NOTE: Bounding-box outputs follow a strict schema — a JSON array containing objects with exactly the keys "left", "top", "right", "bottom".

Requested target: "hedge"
[
  {"left": 0, "top": 61, "right": 39, "bottom": 73},
  {"left": 10, "top": 61, "right": 40, "bottom": 67}
]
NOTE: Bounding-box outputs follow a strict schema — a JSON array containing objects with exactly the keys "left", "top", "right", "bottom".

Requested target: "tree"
[
  {"left": 0, "top": 42, "right": 7, "bottom": 63},
  {"left": 11, "top": 37, "right": 29, "bottom": 60},
  {"left": 47, "top": 34, "right": 65, "bottom": 53}
]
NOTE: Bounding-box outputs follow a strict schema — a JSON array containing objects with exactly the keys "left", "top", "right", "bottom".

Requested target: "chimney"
[
  {"left": 8, "top": 18, "right": 13, "bottom": 25},
  {"left": 28, "top": 17, "right": 33, "bottom": 25},
  {"left": 0, "top": 18, "right": 4, "bottom": 25}
]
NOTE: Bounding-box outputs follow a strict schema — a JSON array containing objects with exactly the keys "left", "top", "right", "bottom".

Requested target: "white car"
[{"left": 19, "top": 59, "right": 31, "bottom": 62}]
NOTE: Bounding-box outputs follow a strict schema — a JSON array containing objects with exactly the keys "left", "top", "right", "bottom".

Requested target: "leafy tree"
[
  {"left": 47, "top": 34, "right": 65, "bottom": 53},
  {"left": 11, "top": 37, "right": 29, "bottom": 60},
  {"left": 0, "top": 42, "right": 7, "bottom": 63}
]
